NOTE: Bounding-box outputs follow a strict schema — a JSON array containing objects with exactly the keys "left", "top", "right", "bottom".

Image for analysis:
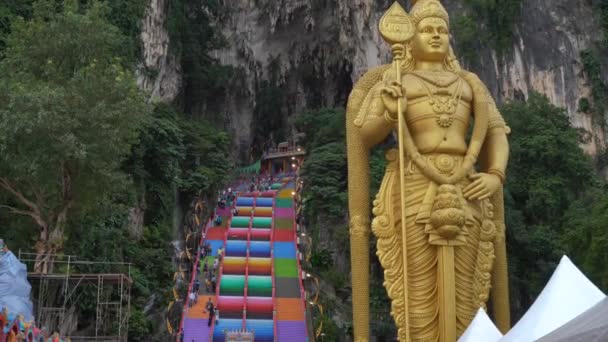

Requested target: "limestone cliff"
[
  {"left": 137, "top": 0, "right": 182, "bottom": 103},
  {"left": 139, "top": 0, "right": 608, "bottom": 155}
]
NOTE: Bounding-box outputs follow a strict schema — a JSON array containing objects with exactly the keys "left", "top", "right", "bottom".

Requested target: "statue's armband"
[
  {"left": 488, "top": 104, "right": 510, "bottom": 136},
  {"left": 355, "top": 83, "right": 395, "bottom": 148}
]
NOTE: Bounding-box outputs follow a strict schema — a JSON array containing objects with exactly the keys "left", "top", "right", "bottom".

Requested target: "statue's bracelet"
[{"left": 487, "top": 169, "right": 506, "bottom": 184}]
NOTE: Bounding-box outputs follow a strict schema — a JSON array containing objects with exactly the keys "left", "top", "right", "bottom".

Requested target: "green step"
[
  {"left": 231, "top": 217, "right": 250, "bottom": 228},
  {"left": 252, "top": 217, "right": 272, "bottom": 228},
  {"left": 247, "top": 276, "right": 273, "bottom": 296},
  {"left": 275, "top": 198, "right": 293, "bottom": 208},
  {"left": 220, "top": 275, "right": 245, "bottom": 295},
  {"left": 271, "top": 183, "right": 282, "bottom": 190},
  {"left": 274, "top": 258, "right": 299, "bottom": 278}
]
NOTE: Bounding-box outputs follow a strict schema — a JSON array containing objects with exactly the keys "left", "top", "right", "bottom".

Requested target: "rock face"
[
  {"left": 137, "top": 0, "right": 182, "bottom": 103},
  {"left": 454, "top": 0, "right": 606, "bottom": 155},
  {"left": 140, "top": 0, "right": 607, "bottom": 155}
]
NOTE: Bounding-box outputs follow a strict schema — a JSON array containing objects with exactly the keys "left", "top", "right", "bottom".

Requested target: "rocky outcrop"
[
  {"left": 141, "top": 0, "right": 607, "bottom": 155},
  {"left": 454, "top": 0, "right": 606, "bottom": 154},
  {"left": 137, "top": 0, "right": 182, "bottom": 103}
]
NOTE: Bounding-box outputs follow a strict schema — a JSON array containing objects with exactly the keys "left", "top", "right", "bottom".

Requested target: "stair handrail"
[
  {"left": 209, "top": 205, "right": 232, "bottom": 341},
  {"left": 176, "top": 212, "right": 213, "bottom": 342},
  {"left": 292, "top": 185, "right": 310, "bottom": 341},
  {"left": 271, "top": 192, "right": 278, "bottom": 342}
]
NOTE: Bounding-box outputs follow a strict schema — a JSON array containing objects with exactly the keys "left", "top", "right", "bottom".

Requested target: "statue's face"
[{"left": 411, "top": 17, "right": 449, "bottom": 62}]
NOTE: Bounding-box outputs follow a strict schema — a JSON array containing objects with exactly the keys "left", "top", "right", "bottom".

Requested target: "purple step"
[
  {"left": 277, "top": 320, "right": 307, "bottom": 342},
  {"left": 183, "top": 318, "right": 210, "bottom": 342},
  {"left": 274, "top": 207, "right": 294, "bottom": 218}
]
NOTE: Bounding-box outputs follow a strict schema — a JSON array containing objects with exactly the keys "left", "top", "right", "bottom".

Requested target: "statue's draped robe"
[{"left": 374, "top": 152, "right": 491, "bottom": 341}]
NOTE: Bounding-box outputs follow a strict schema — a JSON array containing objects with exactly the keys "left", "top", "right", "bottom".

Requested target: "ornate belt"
[{"left": 406, "top": 153, "right": 465, "bottom": 175}]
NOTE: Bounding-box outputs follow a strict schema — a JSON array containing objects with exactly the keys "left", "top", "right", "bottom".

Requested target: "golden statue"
[{"left": 346, "top": 1, "right": 511, "bottom": 341}]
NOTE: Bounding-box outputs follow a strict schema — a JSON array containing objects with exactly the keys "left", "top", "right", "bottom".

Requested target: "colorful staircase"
[
  {"left": 180, "top": 176, "right": 308, "bottom": 341},
  {"left": 273, "top": 180, "right": 307, "bottom": 341},
  {"left": 212, "top": 190, "right": 275, "bottom": 341},
  {"left": 181, "top": 206, "right": 230, "bottom": 342}
]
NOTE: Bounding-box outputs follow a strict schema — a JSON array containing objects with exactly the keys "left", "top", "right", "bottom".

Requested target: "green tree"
[
  {"left": 0, "top": 0, "right": 148, "bottom": 272},
  {"left": 561, "top": 187, "right": 608, "bottom": 291},
  {"left": 0, "top": 1, "right": 36, "bottom": 54},
  {"left": 501, "top": 92, "right": 596, "bottom": 318},
  {"left": 126, "top": 103, "right": 186, "bottom": 224},
  {"left": 125, "top": 101, "right": 232, "bottom": 223},
  {"left": 167, "top": 0, "right": 232, "bottom": 117},
  {"left": 177, "top": 115, "right": 232, "bottom": 200},
  {"left": 297, "top": 109, "right": 347, "bottom": 223},
  {"left": 452, "top": 0, "right": 522, "bottom": 63}
]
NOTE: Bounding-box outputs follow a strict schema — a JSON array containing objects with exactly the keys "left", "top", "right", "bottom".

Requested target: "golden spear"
[{"left": 379, "top": 3, "right": 415, "bottom": 341}]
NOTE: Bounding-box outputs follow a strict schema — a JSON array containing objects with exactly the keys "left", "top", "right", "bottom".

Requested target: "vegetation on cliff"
[{"left": 453, "top": 0, "right": 522, "bottom": 62}]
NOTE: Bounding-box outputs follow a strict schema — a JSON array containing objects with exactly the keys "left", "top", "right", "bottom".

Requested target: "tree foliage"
[
  {"left": 297, "top": 108, "right": 347, "bottom": 224},
  {"left": 600, "top": 0, "right": 608, "bottom": 46},
  {"left": 296, "top": 108, "right": 392, "bottom": 339},
  {"left": 126, "top": 103, "right": 185, "bottom": 223},
  {"left": 62, "top": 198, "right": 173, "bottom": 339},
  {"left": 581, "top": 49, "right": 608, "bottom": 125},
  {"left": 178, "top": 116, "right": 231, "bottom": 198},
  {"left": 0, "top": 0, "right": 147, "bottom": 271},
  {"left": 453, "top": 0, "right": 522, "bottom": 61},
  {"left": 0, "top": 0, "right": 36, "bottom": 54},
  {"left": 167, "top": 0, "right": 232, "bottom": 115},
  {"left": 501, "top": 93, "right": 597, "bottom": 319},
  {"left": 0, "top": 0, "right": 233, "bottom": 339},
  {"left": 561, "top": 187, "right": 608, "bottom": 290}
]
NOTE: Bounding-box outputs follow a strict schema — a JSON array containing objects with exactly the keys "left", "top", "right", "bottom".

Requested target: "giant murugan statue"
[{"left": 346, "top": 1, "right": 511, "bottom": 341}]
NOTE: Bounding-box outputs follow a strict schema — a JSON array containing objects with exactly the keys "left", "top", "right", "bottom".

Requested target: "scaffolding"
[{"left": 18, "top": 251, "right": 132, "bottom": 341}]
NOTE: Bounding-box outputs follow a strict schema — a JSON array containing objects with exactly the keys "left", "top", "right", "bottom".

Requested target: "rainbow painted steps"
[
  {"left": 182, "top": 206, "right": 231, "bottom": 342},
  {"left": 182, "top": 177, "right": 308, "bottom": 342},
  {"left": 212, "top": 191, "right": 276, "bottom": 341},
  {"left": 273, "top": 181, "right": 307, "bottom": 342}
]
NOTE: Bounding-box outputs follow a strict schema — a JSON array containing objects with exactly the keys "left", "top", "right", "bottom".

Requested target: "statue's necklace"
[{"left": 411, "top": 71, "right": 463, "bottom": 128}]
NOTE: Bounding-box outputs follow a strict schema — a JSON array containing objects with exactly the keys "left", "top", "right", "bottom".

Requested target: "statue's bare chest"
[
  {"left": 403, "top": 72, "right": 473, "bottom": 127},
  {"left": 399, "top": 71, "right": 474, "bottom": 153}
]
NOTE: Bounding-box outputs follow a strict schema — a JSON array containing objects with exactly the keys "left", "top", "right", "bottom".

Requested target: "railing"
[
  {"left": 292, "top": 182, "right": 309, "bottom": 341},
  {"left": 209, "top": 208, "right": 232, "bottom": 341},
  {"left": 177, "top": 215, "right": 213, "bottom": 342},
  {"left": 271, "top": 193, "right": 278, "bottom": 342}
]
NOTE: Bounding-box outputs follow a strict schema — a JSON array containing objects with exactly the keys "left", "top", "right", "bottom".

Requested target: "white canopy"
[
  {"left": 459, "top": 308, "right": 503, "bottom": 342},
  {"left": 500, "top": 255, "right": 606, "bottom": 342},
  {"left": 537, "top": 297, "right": 608, "bottom": 342}
]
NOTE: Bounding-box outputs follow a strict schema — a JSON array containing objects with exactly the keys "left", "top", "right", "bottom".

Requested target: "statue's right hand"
[{"left": 381, "top": 81, "right": 407, "bottom": 120}]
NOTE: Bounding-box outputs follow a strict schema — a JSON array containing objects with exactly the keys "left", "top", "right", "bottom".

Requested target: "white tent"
[
  {"left": 459, "top": 308, "right": 503, "bottom": 342},
  {"left": 500, "top": 255, "right": 606, "bottom": 342},
  {"left": 537, "top": 297, "right": 608, "bottom": 342}
]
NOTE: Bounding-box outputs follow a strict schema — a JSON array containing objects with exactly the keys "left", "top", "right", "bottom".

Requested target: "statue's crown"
[{"left": 410, "top": 0, "right": 449, "bottom": 26}]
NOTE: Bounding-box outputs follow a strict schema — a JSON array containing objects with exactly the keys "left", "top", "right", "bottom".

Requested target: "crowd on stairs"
[{"left": 178, "top": 171, "right": 309, "bottom": 342}]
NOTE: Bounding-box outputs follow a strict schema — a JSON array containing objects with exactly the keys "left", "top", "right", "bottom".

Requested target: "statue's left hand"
[{"left": 463, "top": 173, "right": 501, "bottom": 200}]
